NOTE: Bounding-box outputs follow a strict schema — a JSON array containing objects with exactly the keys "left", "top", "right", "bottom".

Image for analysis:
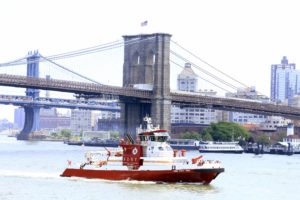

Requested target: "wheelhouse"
[{"left": 138, "top": 130, "right": 170, "bottom": 143}]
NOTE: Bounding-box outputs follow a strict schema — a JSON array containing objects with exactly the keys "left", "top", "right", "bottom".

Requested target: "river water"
[{"left": 0, "top": 134, "right": 299, "bottom": 200}]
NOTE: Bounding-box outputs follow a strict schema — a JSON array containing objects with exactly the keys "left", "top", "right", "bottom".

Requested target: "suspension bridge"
[{"left": 0, "top": 33, "right": 299, "bottom": 140}]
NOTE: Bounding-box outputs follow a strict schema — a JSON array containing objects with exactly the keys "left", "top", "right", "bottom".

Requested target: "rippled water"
[{"left": 0, "top": 135, "right": 299, "bottom": 200}]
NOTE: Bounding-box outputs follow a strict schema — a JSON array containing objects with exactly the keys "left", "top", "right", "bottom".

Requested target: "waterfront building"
[
  {"left": 40, "top": 108, "right": 70, "bottom": 129},
  {"left": 171, "top": 63, "right": 222, "bottom": 125},
  {"left": 225, "top": 87, "right": 269, "bottom": 125},
  {"left": 14, "top": 107, "right": 25, "bottom": 129},
  {"left": 96, "top": 110, "right": 121, "bottom": 132},
  {"left": 271, "top": 56, "right": 300, "bottom": 105},
  {"left": 14, "top": 107, "right": 70, "bottom": 130},
  {"left": 70, "top": 110, "right": 92, "bottom": 134},
  {"left": 259, "top": 116, "right": 291, "bottom": 131},
  {"left": 0, "top": 118, "right": 13, "bottom": 130}
]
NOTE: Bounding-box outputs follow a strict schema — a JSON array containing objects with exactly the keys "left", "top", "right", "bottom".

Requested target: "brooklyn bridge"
[{"left": 0, "top": 33, "right": 299, "bottom": 140}]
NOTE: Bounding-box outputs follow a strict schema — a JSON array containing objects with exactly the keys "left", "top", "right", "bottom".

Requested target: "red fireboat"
[{"left": 61, "top": 117, "right": 224, "bottom": 184}]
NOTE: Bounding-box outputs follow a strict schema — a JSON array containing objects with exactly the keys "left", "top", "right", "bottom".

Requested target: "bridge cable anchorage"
[
  {"left": 170, "top": 60, "right": 232, "bottom": 93},
  {"left": 170, "top": 50, "right": 239, "bottom": 90},
  {"left": 171, "top": 40, "right": 267, "bottom": 96},
  {"left": 40, "top": 55, "right": 104, "bottom": 86}
]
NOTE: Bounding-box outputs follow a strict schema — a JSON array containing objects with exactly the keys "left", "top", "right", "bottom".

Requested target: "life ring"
[{"left": 132, "top": 147, "right": 138, "bottom": 155}]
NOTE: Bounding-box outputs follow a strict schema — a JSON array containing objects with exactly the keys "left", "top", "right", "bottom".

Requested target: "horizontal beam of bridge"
[
  {"left": 0, "top": 95, "right": 120, "bottom": 111},
  {"left": 0, "top": 74, "right": 152, "bottom": 100},
  {"left": 171, "top": 93, "right": 300, "bottom": 119},
  {"left": 1, "top": 73, "right": 300, "bottom": 119}
]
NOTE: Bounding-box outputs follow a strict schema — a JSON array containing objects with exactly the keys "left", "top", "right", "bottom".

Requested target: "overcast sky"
[{"left": 1, "top": 0, "right": 300, "bottom": 122}]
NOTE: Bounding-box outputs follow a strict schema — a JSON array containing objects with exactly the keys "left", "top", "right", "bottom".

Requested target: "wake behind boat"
[{"left": 61, "top": 117, "right": 224, "bottom": 184}]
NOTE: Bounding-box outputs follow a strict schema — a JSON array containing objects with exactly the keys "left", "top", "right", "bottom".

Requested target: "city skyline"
[{"left": 1, "top": 0, "right": 300, "bottom": 122}]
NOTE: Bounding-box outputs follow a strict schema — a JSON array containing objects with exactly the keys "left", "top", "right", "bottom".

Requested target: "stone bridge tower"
[
  {"left": 17, "top": 51, "right": 40, "bottom": 140},
  {"left": 122, "top": 33, "right": 171, "bottom": 134}
]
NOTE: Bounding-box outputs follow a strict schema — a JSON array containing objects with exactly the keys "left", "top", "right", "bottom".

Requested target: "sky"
[{"left": 1, "top": 0, "right": 300, "bottom": 122}]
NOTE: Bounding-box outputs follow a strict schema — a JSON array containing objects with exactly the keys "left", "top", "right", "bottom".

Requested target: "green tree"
[
  {"left": 277, "top": 132, "right": 286, "bottom": 142},
  {"left": 257, "top": 134, "right": 271, "bottom": 145},
  {"left": 60, "top": 129, "right": 71, "bottom": 139},
  {"left": 204, "top": 122, "right": 250, "bottom": 142},
  {"left": 202, "top": 131, "right": 213, "bottom": 141},
  {"left": 180, "top": 131, "right": 201, "bottom": 140},
  {"left": 110, "top": 131, "right": 120, "bottom": 139},
  {"left": 51, "top": 132, "right": 58, "bottom": 138}
]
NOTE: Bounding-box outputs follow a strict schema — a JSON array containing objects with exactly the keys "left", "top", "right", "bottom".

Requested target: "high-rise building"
[{"left": 271, "top": 56, "right": 300, "bottom": 105}]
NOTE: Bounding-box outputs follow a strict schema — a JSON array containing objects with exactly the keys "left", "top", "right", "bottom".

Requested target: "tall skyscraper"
[{"left": 271, "top": 56, "right": 300, "bottom": 104}]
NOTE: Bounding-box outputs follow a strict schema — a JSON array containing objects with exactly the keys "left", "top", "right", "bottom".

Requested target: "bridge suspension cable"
[
  {"left": 171, "top": 40, "right": 249, "bottom": 88},
  {"left": 171, "top": 40, "right": 267, "bottom": 96},
  {"left": 0, "top": 36, "right": 156, "bottom": 67},
  {"left": 0, "top": 56, "right": 27, "bottom": 68},
  {"left": 170, "top": 50, "right": 239, "bottom": 91},
  {"left": 170, "top": 60, "right": 232, "bottom": 93}
]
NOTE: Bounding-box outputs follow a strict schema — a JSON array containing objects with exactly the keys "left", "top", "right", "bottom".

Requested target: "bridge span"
[
  {"left": 0, "top": 94, "right": 120, "bottom": 111},
  {"left": 1, "top": 33, "right": 300, "bottom": 140},
  {"left": 1, "top": 73, "right": 300, "bottom": 120}
]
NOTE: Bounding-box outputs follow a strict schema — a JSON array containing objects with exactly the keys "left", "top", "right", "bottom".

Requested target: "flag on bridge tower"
[{"left": 141, "top": 20, "right": 148, "bottom": 27}]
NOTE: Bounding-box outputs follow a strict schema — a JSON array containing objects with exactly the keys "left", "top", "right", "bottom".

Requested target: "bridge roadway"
[
  {"left": 1, "top": 73, "right": 300, "bottom": 119},
  {"left": 0, "top": 94, "right": 120, "bottom": 111}
]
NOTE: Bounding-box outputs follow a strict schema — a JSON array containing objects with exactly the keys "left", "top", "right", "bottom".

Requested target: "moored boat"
[
  {"left": 199, "top": 141, "right": 244, "bottom": 153},
  {"left": 167, "top": 139, "right": 199, "bottom": 150},
  {"left": 65, "top": 139, "right": 119, "bottom": 147},
  {"left": 61, "top": 117, "right": 224, "bottom": 184}
]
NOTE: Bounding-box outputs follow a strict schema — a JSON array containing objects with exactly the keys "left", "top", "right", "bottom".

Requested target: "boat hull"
[{"left": 60, "top": 168, "right": 224, "bottom": 184}]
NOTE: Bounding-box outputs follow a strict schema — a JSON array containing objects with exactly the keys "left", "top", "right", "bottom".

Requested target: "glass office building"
[{"left": 270, "top": 56, "right": 300, "bottom": 105}]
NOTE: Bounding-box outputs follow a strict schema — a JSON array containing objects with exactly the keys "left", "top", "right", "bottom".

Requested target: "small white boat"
[{"left": 199, "top": 141, "right": 244, "bottom": 153}]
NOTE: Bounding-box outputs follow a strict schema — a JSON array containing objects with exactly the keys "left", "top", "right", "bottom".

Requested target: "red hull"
[{"left": 60, "top": 168, "right": 224, "bottom": 184}]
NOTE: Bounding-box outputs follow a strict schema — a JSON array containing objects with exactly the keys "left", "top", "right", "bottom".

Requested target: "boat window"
[
  {"left": 157, "top": 136, "right": 168, "bottom": 142},
  {"left": 158, "top": 147, "right": 164, "bottom": 151},
  {"left": 149, "top": 136, "right": 155, "bottom": 141},
  {"left": 139, "top": 136, "right": 145, "bottom": 141}
]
